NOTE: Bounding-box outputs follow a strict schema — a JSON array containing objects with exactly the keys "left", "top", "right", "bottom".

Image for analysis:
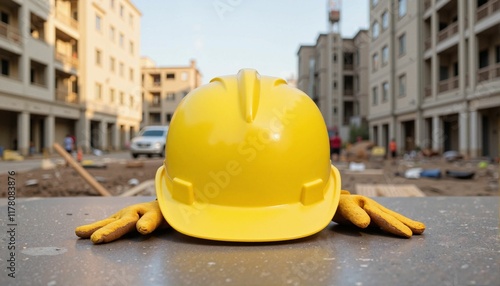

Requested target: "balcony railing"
[
  {"left": 54, "top": 10, "right": 78, "bottom": 30},
  {"left": 424, "top": 85, "right": 432, "bottom": 98},
  {"left": 0, "top": 72, "right": 21, "bottom": 81},
  {"left": 56, "top": 90, "right": 78, "bottom": 104},
  {"left": 438, "top": 21, "right": 458, "bottom": 43},
  {"left": 424, "top": 37, "right": 431, "bottom": 50},
  {"left": 0, "top": 22, "right": 21, "bottom": 44},
  {"left": 438, "top": 76, "right": 459, "bottom": 93},
  {"left": 344, "top": 89, "right": 354, "bottom": 96},
  {"left": 344, "top": 63, "right": 353, "bottom": 71},
  {"left": 55, "top": 52, "right": 79, "bottom": 69},
  {"left": 477, "top": 63, "right": 500, "bottom": 83},
  {"left": 477, "top": 0, "right": 500, "bottom": 22}
]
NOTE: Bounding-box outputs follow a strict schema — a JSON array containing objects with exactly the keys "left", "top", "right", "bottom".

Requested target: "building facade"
[
  {"left": 141, "top": 58, "right": 201, "bottom": 127},
  {"left": 297, "top": 30, "right": 370, "bottom": 141},
  {"left": 369, "top": 0, "right": 500, "bottom": 158},
  {"left": 0, "top": 0, "right": 142, "bottom": 155}
]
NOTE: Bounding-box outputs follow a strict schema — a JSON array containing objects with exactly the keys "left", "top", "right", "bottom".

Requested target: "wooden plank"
[
  {"left": 344, "top": 169, "right": 385, "bottom": 175},
  {"left": 355, "top": 184, "right": 426, "bottom": 197},
  {"left": 355, "top": 184, "right": 378, "bottom": 197}
]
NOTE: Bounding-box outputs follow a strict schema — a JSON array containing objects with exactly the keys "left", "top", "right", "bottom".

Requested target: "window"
[
  {"left": 372, "top": 21, "right": 379, "bottom": 40},
  {"left": 119, "top": 33, "right": 124, "bottom": 47},
  {"left": 110, "top": 57, "right": 115, "bottom": 72},
  {"left": 110, "top": 0, "right": 115, "bottom": 8},
  {"left": 119, "top": 62, "right": 124, "bottom": 77},
  {"left": 1, "top": 58, "right": 9, "bottom": 76},
  {"left": 181, "top": 72, "right": 188, "bottom": 81},
  {"left": 1, "top": 11, "right": 9, "bottom": 24},
  {"left": 166, "top": 73, "right": 175, "bottom": 80},
  {"left": 398, "top": 0, "right": 407, "bottom": 18},
  {"left": 95, "top": 49, "right": 102, "bottom": 66},
  {"left": 372, "top": 86, "right": 378, "bottom": 105},
  {"left": 496, "top": 46, "right": 500, "bottom": 63},
  {"left": 129, "top": 95, "right": 134, "bottom": 107},
  {"left": 382, "top": 46, "right": 389, "bottom": 65},
  {"left": 95, "top": 14, "right": 101, "bottom": 31},
  {"left": 120, "top": 5, "right": 124, "bottom": 17},
  {"left": 166, "top": 113, "right": 173, "bottom": 122},
  {"left": 152, "top": 93, "right": 160, "bottom": 106},
  {"left": 129, "top": 68, "right": 134, "bottom": 81},
  {"left": 372, "top": 53, "right": 379, "bottom": 71},
  {"left": 398, "top": 74, "right": 406, "bottom": 97},
  {"left": 382, "top": 82, "right": 389, "bottom": 102},
  {"left": 95, "top": 83, "right": 102, "bottom": 100},
  {"left": 478, "top": 49, "right": 489, "bottom": 68},
  {"left": 129, "top": 41, "right": 134, "bottom": 55},
  {"left": 398, "top": 33, "right": 406, "bottom": 56},
  {"left": 109, "top": 26, "right": 115, "bottom": 41},
  {"left": 439, "top": 66, "right": 449, "bottom": 80},
  {"left": 129, "top": 13, "right": 133, "bottom": 26},
  {"left": 166, "top": 93, "right": 176, "bottom": 101},
  {"left": 110, "top": 88, "right": 115, "bottom": 103},
  {"left": 120, "top": 92, "right": 124, "bottom": 104},
  {"left": 453, "top": 62, "right": 459, "bottom": 77},
  {"left": 382, "top": 11, "right": 389, "bottom": 30}
]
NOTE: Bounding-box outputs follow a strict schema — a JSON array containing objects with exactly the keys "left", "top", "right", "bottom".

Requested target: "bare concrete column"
[
  {"left": 44, "top": 115, "right": 55, "bottom": 154},
  {"left": 459, "top": 111, "right": 469, "bottom": 157},
  {"left": 469, "top": 110, "right": 479, "bottom": 157},
  {"left": 17, "top": 111, "right": 30, "bottom": 155},
  {"left": 432, "top": 115, "right": 441, "bottom": 152}
]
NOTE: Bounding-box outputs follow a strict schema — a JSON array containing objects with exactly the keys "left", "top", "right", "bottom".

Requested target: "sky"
[{"left": 133, "top": 0, "right": 369, "bottom": 84}]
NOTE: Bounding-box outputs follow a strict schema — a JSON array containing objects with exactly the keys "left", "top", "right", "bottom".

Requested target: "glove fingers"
[
  {"left": 334, "top": 196, "right": 371, "bottom": 228},
  {"left": 90, "top": 213, "right": 139, "bottom": 244},
  {"left": 367, "top": 199, "right": 426, "bottom": 235},
  {"left": 75, "top": 218, "right": 117, "bottom": 238},
  {"left": 136, "top": 209, "right": 164, "bottom": 235},
  {"left": 364, "top": 203, "right": 413, "bottom": 238}
]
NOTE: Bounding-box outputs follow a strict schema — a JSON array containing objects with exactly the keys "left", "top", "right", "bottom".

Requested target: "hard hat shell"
[{"left": 155, "top": 69, "right": 341, "bottom": 242}]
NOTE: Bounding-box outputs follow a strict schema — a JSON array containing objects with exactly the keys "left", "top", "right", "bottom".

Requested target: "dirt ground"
[{"left": 0, "top": 156, "right": 498, "bottom": 198}]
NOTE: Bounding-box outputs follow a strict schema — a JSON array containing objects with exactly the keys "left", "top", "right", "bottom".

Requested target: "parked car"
[{"left": 130, "top": 126, "right": 169, "bottom": 158}]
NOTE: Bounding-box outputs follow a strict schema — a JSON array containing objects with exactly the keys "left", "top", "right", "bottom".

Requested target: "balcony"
[
  {"left": 54, "top": 9, "right": 78, "bottom": 30},
  {"left": 55, "top": 52, "right": 78, "bottom": 69},
  {"left": 477, "top": 0, "right": 500, "bottom": 22},
  {"left": 438, "top": 76, "right": 459, "bottom": 93},
  {"left": 344, "top": 89, "right": 354, "bottom": 96},
  {"left": 56, "top": 89, "right": 78, "bottom": 104},
  {"left": 344, "top": 63, "right": 353, "bottom": 71},
  {"left": 477, "top": 63, "right": 500, "bottom": 83},
  {"left": 424, "top": 37, "right": 431, "bottom": 50},
  {"left": 437, "top": 22, "right": 458, "bottom": 43},
  {"left": 424, "top": 85, "right": 432, "bottom": 98},
  {"left": 0, "top": 22, "right": 21, "bottom": 45}
]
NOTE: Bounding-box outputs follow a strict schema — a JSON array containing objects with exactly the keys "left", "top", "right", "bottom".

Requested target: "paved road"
[{"left": 0, "top": 151, "right": 139, "bottom": 175}]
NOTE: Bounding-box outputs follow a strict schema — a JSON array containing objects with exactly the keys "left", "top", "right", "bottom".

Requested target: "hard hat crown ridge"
[{"left": 155, "top": 69, "right": 341, "bottom": 242}]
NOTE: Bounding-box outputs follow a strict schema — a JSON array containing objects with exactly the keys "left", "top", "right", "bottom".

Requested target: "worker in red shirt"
[
  {"left": 330, "top": 132, "right": 341, "bottom": 161},
  {"left": 389, "top": 138, "right": 397, "bottom": 159}
]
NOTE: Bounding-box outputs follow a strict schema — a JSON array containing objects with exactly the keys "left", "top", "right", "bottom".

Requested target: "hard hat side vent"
[{"left": 237, "top": 69, "right": 261, "bottom": 123}]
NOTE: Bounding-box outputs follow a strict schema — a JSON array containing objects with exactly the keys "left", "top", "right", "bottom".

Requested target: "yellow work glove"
[
  {"left": 75, "top": 201, "right": 167, "bottom": 244},
  {"left": 333, "top": 191, "right": 426, "bottom": 238}
]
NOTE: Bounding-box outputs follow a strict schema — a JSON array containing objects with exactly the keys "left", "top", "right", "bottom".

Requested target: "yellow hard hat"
[{"left": 155, "top": 69, "right": 341, "bottom": 242}]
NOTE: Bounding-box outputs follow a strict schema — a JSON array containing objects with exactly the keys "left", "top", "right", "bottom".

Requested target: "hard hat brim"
[{"left": 155, "top": 165, "right": 341, "bottom": 242}]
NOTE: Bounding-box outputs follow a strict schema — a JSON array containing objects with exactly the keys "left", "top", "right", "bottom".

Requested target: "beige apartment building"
[
  {"left": 0, "top": 0, "right": 141, "bottom": 155},
  {"left": 141, "top": 58, "right": 201, "bottom": 127},
  {"left": 369, "top": 0, "right": 500, "bottom": 158},
  {"left": 297, "top": 30, "right": 370, "bottom": 140}
]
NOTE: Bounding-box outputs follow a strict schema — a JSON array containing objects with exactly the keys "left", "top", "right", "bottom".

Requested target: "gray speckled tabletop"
[{"left": 0, "top": 196, "right": 498, "bottom": 286}]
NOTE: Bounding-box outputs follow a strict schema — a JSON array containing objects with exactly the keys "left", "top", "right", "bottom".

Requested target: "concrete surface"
[{"left": 0, "top": 197, "right": 498, "bottom": 285}]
